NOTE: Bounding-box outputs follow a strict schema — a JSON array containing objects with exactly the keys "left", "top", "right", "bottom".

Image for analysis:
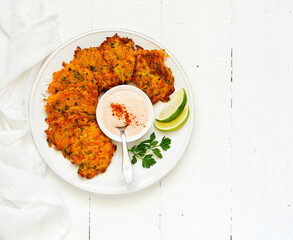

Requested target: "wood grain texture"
[
  {"left": 160, "top": 0, "right": 231, "bottom": 239},
  {"left": 232, "top": 0, "right": 293, "bottom": 239},
  {"left": 40, "top": 0, "right": 233, "bottom": 239},
  {"left": 13, "top": 0, "right": 293, "bottom": 239},
  {"left": 43, "top": 0, "right": 92, "bottom": 43},
  {"left": 92, "top": 0, "right": 162, "bottom": 41},
  {"left": 90, "top": 187, "right": 160, "bottom": 240}
]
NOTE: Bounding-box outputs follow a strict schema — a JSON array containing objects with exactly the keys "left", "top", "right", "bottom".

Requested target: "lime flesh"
[
  {"left": 154, "top": 105, "right": 189, "bottom": 131},
  {"left": 155, "top": 88, "right": 187, "bottom": 122}
]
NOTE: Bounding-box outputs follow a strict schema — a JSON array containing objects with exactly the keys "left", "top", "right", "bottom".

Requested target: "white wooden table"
[{"left": 4, "top": 0, "right": 293, "bottom": 239}]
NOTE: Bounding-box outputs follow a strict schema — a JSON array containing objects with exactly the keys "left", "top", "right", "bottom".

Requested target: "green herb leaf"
[
  {"left": 150, "top": 132, "right": 156, "bottom": 142},
  {"left": 137, "top": 149, "right": 147, "bottom": 157},
  {"left": 152, "top": 148, "right": 162, "bottom": 158},
  {"left": 128, "top": 132, "right": 171, "bottom": 169},
  {"left": 142, "top": 154, "right": 156, "bottom": 168},
  {"left": 160, "top": 137, "right": 171, "bottom": 151},
  {"left": 131, "top": 155, "right": 137, "bottom": 165},
  {"left": 83, "top": 111, "right": 95, "bottom": 116},
  {"left": 134, "top": 143, "right": 148, "bottom": 152},
  {"left": 130, "top": 145, "right": 136, "bottom": 152}
]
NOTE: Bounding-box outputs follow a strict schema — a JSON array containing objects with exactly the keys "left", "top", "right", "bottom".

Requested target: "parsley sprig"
[{"left": 128, "top": 132, "right": 171, "bottom": 168}]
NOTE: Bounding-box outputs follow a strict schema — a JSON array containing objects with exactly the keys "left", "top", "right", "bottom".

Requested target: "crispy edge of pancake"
[
  {"left": 131, "top": 47, "right": 175, "bottom": 104},
  {"left": 77, "top": 122, "right": 117, "bottom": 179},
  {"left": 49, "top": 61, "right": 99, "bottom": 96},
  {"left": 99, "top": 34, "right": 136, "bottom": 84}
]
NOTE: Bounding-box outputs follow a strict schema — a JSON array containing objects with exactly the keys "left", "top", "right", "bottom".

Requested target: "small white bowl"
[{"left": 96, "top": 85, "right": 153, "bottom": 142}]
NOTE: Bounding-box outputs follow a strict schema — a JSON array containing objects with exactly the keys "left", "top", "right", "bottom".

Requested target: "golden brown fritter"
[
  {"left": 72, "top": 46, "right": 114, "bottom": 91},
  {"left": 45, "top": 88, "right": 97, "bottom": 123},
  {"left": 77, "top": 122, "right": 117, "bottom": 179},
  {"left": 45, "top": 88, "right": 116, "bottom": 177},
  {"left": 70, "top": 34, "right": 135, "bottom": 92},
  {"left": 100, "top": 34, "right": 136, "bottom": 85},
  {"left": 131, "top": 47, "right": 175, "bottom": 104},
  {"left": 45, "top": 118, "right": 80, "bottom": 162},
  {"left": 45, "top": 119, "right": 116, "bottom": 173},
  {"left": 48, "top": 62, "right": 99, "bottom": 97}
]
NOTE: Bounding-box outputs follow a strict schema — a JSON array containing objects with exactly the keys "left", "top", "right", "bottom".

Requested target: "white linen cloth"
[{"left": 0, "top": 0, "right": 70, "bottom": 239}]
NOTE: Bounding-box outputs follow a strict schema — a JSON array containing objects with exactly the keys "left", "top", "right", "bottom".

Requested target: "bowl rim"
[{"left": 96, "top": 85, "right": 154, "bottom": 142}]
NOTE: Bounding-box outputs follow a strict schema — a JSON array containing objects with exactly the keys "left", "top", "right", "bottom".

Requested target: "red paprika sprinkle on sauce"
[{"left": 110, "top": 103, "right": 140, "bottom": 126}]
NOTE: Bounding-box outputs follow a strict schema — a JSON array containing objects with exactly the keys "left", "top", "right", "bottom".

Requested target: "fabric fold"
[{"left": 0, "top": 0, "right": 70, "bottom": 239}]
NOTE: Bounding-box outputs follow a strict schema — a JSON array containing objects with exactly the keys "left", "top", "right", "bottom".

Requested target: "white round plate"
[{"left": 29, "top": 28, "right": 194, "bottom": 195}]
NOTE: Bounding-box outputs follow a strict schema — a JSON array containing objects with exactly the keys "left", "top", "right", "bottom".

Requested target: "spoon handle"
[{"left": 120, "top": 129, "right": 133, "bottom": 183}]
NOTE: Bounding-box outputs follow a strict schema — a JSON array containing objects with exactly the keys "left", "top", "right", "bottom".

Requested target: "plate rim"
[{"left": 28, "top": 28, "right": 195, "bottom": 195}]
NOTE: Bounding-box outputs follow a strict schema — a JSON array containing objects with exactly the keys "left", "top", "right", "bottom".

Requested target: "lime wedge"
[
  {"left": 155, "top": 88, "right": 187, "bottom": 122},
  {"left": 154, "top": 105, "right": 189, "bottom": 131}
]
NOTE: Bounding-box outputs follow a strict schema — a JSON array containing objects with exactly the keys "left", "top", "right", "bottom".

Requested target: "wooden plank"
[
  {"left": 42, "top": 1, "right": 92, "bottom": 239},
  {"left": 160, "top": 0, "right": 232, "bottom": 239},
  {"left": 43, "top": 0, "right": 92, "bottom": 42},
  {"left": 90, "top": 1, "right": 162, "bottom": 239},
  {"left": 90, "top": 187, "right": 160, "bottom": 240},
  {"left": 92, "top": 0, "right": 162, "bottom": 41},
  {"left": 232, "top": 0, "right": 293, "bottom": 239}
]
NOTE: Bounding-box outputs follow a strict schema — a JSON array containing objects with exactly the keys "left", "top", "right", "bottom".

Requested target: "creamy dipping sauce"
[{"left": 100, "top": 89, "right": 149, "bottom": 138}]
